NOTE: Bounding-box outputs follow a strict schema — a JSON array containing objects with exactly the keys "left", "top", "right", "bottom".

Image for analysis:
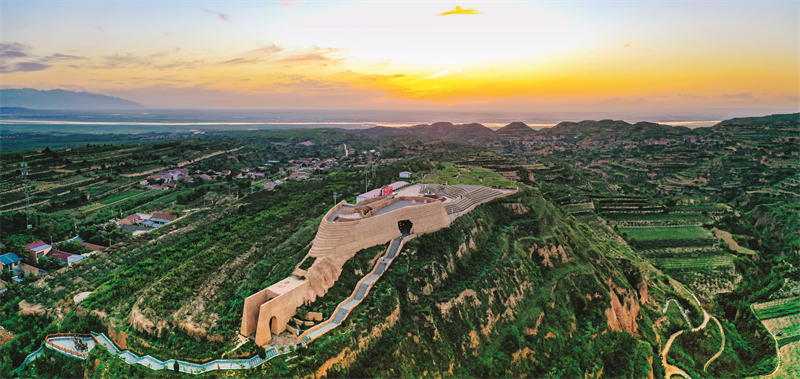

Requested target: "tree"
[
  {"left": 55, "top": 242, "right": 92, "bottom": 255},
  {"left": 38, "top": 256, "right": 64, "bottom": 271}
]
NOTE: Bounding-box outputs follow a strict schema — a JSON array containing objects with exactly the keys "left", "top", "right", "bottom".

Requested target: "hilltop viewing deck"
[{"left": 328, "top": 183, "right": 513, "bottom": 222}]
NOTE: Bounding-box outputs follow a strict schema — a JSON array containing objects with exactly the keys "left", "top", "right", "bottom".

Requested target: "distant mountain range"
[
  {"left": 539, "top": 119, "right": 692, "bottom": 139},
  {"left": 356, "top": 119, "right": 695, "bottom": 145},
  {"left": 0, "top": 88, "right": 144, "bottom": 110}
]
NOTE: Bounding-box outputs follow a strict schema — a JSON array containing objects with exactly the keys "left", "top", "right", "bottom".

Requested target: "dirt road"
[
  {"left": 704, "top": 316, "right": 726, "bottom": 372},
  {"left": 660, "top": 291, "right": 725, "bottom": 379}
]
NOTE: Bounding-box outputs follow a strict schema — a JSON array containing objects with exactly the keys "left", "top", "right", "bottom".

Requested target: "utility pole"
[
  {"left": 22, "top": 163, "right": 32, "bottom": 229},
  {"left": 333, "top": 191, "right": 338, "bottom": 204}
]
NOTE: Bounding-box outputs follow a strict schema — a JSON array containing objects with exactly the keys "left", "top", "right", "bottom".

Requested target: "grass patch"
[
  {"left": 298, "top": 256, "right": 317, "bottom": 271},
  {"left": 421, "top": 162, "right": 515, "bottom": 187}
]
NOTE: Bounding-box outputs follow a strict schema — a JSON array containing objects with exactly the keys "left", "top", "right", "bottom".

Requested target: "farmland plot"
[
  {"left": 752, "top": 297, "right": 800, "bottom": 379},
  {"left": 619, "top": 226, "right": 717, "bottom": 248},
  {"left": 753, "top": 296, "right": 800, "bottom": 320}
]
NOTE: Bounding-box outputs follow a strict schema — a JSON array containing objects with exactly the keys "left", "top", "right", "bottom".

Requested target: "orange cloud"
[{"left": 437, "top": 6, "right": 482, "bottom": 16}]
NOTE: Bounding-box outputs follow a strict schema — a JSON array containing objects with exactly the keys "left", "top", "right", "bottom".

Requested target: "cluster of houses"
[
  {"left": 141, "top": 167, "right": 278, "bottom": 191},
  {"left": 142, "top": 168, "right": 193, "bottom": 190},
  {"left": 118, "top": 211, "right": 180, "bottom": 235},
  {"left": 233, "top": 167, "right": 266, "bottom": 180},
  {"left": 0, "top": 238, "right": 108, "bottom": 286},
  {"left": 262, "top": 157, "right": 339, "bottom": 189},
  {"left": 0, "top": 211, "right": 183, "bottom": 286}
]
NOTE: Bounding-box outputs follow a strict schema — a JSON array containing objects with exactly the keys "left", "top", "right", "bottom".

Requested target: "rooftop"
[
  {"left": 26, "top": 240, "right": 50, "bottom": 251},
  {"left": 357, "top": 188, "right": 382, "bottom": 198},
  {"left": 0, "top": 253, "right": 23, "bottom": 265},
  {"left": 388, "top": 181, "right": 409, "bottom": 190},
  {"left": 151, "top": 211, "right": 178, "bottom": 221},
  {"left": 45, "top": 249, "right": 74, "bottom": 264}
]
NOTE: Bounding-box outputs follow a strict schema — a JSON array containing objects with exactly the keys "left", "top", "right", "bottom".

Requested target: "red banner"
[{"left": 382, "top": 186, "right": 393, "bottom": 196}]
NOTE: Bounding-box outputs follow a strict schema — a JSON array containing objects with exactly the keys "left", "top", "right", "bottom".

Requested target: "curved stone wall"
[
  {"left": 241, "top": 187, "right": 512, "bottom": 344},
  {"left": 300, "top": 198, "right": 450, "bottom": 303}
]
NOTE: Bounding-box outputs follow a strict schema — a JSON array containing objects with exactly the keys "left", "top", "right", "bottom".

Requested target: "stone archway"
[
  {"left": 398, "top": 219, "right": 413, "bottom": 236},
  {"left": 269, "top": 316, "right": 279, "bottom": 335}
]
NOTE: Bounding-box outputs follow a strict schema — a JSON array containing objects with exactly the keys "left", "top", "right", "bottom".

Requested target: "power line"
[{"left": 22, "top": 163, "right": 32, "bottom": 229}]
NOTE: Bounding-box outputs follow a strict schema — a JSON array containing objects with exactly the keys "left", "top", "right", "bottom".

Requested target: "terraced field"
[
  {"left": 619, "top": 226, "right": 717, "bottom": 248},
  {"left": 561, "top": 202, "right": 595, "bottom": 215},
  {"left": 753, "top": 297, "right": 800, "bottom": 320},
  {"left": 605, "top": 212, "right": 712, "bottom": 227},
  {"left": 611, "top": 214, "right": 738, "bottom": 296},
  {"left": 651, "top": 255, "right": 735, "bottom": 270},
  {"left": 752, "top": 297, "right": 800, "bottom": 379}
]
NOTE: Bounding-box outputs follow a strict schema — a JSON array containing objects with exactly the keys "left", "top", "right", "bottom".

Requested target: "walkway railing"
[
  {"left": 13, "top": 346, "right": 43, "bottom": 372},
  {"left": 15, "top": 331, "right": 291, "bottom": 375}
]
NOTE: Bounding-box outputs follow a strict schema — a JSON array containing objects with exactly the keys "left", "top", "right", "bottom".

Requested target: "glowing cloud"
[
  {"left": 437, "top": 6, "right": 482, "bottom": 16},
  {"left": 425, "top": 70, "right": 450, "bottom": 79}
]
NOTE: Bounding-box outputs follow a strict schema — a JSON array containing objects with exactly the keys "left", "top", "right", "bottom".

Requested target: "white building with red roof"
[{"left": 25, "top": 240, "right": 52, "bottom": 264}]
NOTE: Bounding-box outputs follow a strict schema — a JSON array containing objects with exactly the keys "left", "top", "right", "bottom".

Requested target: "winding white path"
[{"left": 659, "top": 292, "right": 726, "bottom": 379}]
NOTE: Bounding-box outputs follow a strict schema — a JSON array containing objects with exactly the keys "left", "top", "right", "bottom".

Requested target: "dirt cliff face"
[{"left": 292, "top": 189, "right": 679, "bottom": 379}]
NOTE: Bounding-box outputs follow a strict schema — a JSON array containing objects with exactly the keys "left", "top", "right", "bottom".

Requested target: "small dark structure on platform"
[{"left": 73, "top": 336, "right": 88, "bottom": 352}]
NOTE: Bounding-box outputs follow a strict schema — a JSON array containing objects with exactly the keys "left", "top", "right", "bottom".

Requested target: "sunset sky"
[{"left": 2, "top": 1, "right": 798, "bottom": 112}]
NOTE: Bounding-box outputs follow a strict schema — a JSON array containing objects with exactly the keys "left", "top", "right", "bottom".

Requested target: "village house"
[
  {"left": 25, "top": 240, "right": 52, "bottom": 264},
  {"left": 148, "top": 211, "right": 178, "bottom": 227},
  {"left": 356, "top": 188, "right": 383, "bottom": 203},
  {"left": 45, "top": 249, "right": 76, "bottom": 266},
  {"left": 264, "top": 180, "right": 285, "bottom": 190},
  {"left": 118, "top": 214, "right": 142, "bottom": 226},
  {"left": 388, "top": 181, "right": 410, "bottom": 191},
  {"left": 399, "top": 171, "right": 413, "bottom": 178},
  {"left": 0, "top": 253, "right": 23, "bottom": 275},
  {"left": 290, "top": 172, "right": 311, "bottom": 181}
]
